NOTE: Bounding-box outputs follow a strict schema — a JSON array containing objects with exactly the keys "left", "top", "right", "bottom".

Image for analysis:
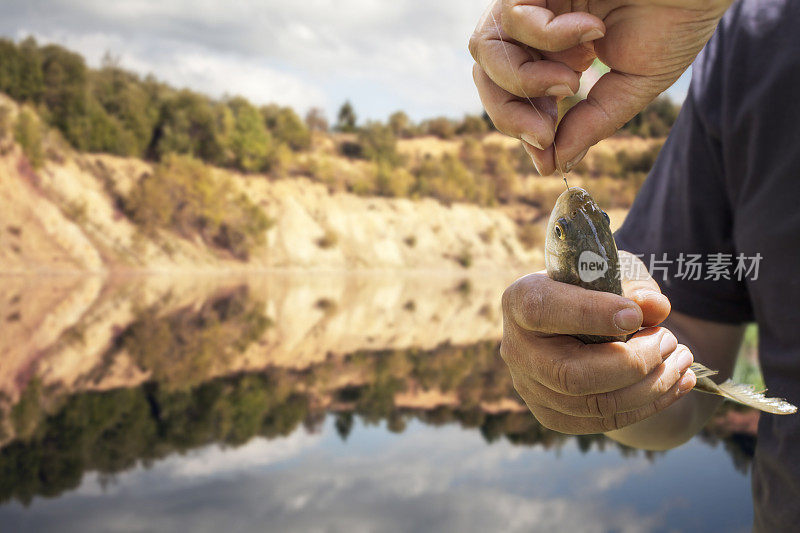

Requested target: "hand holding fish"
[
  {"left": 469, "top": 0, "right": 732, "bottom": 175},
  {"left": 500, "top": 255, "right": 697, "bottom": 434}
]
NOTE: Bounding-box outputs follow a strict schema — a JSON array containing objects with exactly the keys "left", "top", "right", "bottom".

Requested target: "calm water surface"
[{"left": 0, "top": 274, "right": 758, "bottom": 532}]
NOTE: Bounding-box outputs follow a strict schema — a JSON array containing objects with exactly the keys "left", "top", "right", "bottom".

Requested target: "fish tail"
[
  {"left": 689, "top": 363, "right": 797, "bottom": 415},
  {"left": 689, "top": 362, "right": 718, "bottom": 379},
  {"left": 714, "top": 380, "right": 797, "bottom": 415}
]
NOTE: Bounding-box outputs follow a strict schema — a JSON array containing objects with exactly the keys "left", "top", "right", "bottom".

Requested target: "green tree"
[
  {"left": 261, "top": 104, "right": 310, "bottom": 151},
  {"left": 152, "top": 91, "right": 224, "bottom": 163},
  {"left": 336, "top": 100, "right": 357, "bottom": 132},
  {"left": 39, "top": 44, "right": 90, "bottom": 147},
  {"left": 228, "top": 97, "right": 272, "bottom": 171},
  {"left": 388, "top": 110, "right": 412, "bottom": 138}
]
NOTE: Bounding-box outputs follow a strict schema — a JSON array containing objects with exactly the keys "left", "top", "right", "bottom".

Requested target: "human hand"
[
  {"left": 500, "top": 251, "right": 697, "bottom": 434},
  {"left": 469, "top": 0, "right": 731, "bottom": 174}
]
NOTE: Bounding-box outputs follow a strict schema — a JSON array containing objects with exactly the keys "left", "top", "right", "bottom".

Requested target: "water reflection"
[{"left": 0, "top": 274, "right": 758, "bottom": 530}]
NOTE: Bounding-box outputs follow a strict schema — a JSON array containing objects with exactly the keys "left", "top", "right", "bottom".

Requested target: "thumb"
[{"left": 553, "top": 70, "right": 677, "bottom": 172}]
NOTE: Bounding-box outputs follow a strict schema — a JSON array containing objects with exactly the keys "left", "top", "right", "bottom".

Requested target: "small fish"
[{"left": 544, "top": 186, "right": 796, "bottom": 415}]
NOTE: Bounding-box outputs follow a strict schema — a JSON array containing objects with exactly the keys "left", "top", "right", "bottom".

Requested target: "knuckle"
[
  {"left": 520, "top": 285, "right": 545, "bottom": 329},
  {"left": 626, "top": 344, "right": 651, "bottom": 380},
  {"left": 586, "top": 391, "right": 618, "bottom": 418},
  {"left": 501, "top": 282, "right": 518, "bottom": 314},
  {"left": 468, "top": 33, "right": 481, "bottom": 61},
  {"left": 554, "top": 357, "right": 591, "bottom": 396},
  {"left": 603, "top": 411, "right": 632, "bottom": 432}
]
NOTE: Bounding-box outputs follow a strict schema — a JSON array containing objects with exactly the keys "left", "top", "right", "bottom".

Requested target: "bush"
[
  {"left": 375, "top": 162, "right": 415, "bottom": 197},
  {"left": 304, "top": 107, "right": 328, "bottom": 132},
  {"left": 227, "top": 97, "right": 273, "bottom": 172},
  {"left": 421, "top": 116, "right": 456, "bottom": 139},
  {"left": 125, "top": 154, "right": 272, "bottom": 259},
  {"left": 152, "top": 91, "right": 226, "bottom": 164},
  {"left": 388, "top": 111, "right": 413, "bottom": 138},
  {"left": 456, "top": 114, "right": 489, "bottom": 136},
  {"left": 483, "top": 143, "right": 519, "bottom": 203},
  {"left": 14, "top": 108, "right": 44, "bottom": 168},
  {"left": 261, "top": 104, "right": 311, "bottom": 151},
  {"left": 622, "top": 97, "right": 679, "bottom": 138},
  {"left": 416, "top": 154, "right": 489, "bottom": 205},
  {"left": 359, "top": 121, "right": 401, "bottom": 166}
]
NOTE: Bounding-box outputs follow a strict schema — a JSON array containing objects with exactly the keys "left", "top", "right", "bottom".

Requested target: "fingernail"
[
  {"left": 563, "top": 147, "right": 588, "bottom": 173},
  {"left": 545, "top": 84, "right": 574, "bottom": 98},
  {"left": 633, "top": 289, "right": 656, "bottom": 302},
  {"left": 520, "top": 133, "right": 543, "bottom": 150},
  {"left": 532, "top": 157, "right": 543, "bottom": 175},
  {"left": 522, "top": 143, "right": 543, "bottom": 175},
  {"left": 676, "top": 349, "right": 693, "bottom": 372},
  {"left": 677, "top": 348, "right": 693, "bottom": 370},
  {"left": 523, "top": 145, "right": 543, "bottom": 175},
  {"left": 678, "top": 369, "right": 696, "bottom": 393},
  {"left": 659, "top": 332, "right": 677, "bottom": 356},
  {"left": 613, "top": 307, "right": 640, "bottom": 332},
  {"left": 580, "top": 29, "right": 604, "bottom": 43}
]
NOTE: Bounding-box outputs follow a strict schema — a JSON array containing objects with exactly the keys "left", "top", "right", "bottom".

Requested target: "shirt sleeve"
[{"left": 614, "top": 73, "right": 754, "bottom": 324}]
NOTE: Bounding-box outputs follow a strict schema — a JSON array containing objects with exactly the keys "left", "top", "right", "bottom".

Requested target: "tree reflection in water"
[{"left": 0, "top": 280, "right": 758, "bottom": 506}]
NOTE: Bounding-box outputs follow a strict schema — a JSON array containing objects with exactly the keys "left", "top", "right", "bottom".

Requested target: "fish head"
[{"left": 545, "top": 187, "right": 621, "bottom": 293}]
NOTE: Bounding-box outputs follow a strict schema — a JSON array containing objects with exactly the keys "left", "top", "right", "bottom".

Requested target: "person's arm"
[{"left": 605, "top": 310, "right": 744, "bottom": 450}]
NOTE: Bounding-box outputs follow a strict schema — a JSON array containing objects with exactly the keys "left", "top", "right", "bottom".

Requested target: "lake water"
[{"left": 0, "top": 274, "right": 758, "bottom": 532}]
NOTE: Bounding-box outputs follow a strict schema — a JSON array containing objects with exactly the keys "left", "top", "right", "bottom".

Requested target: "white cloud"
[{"left": 1, "top": 0, "right": 490, "bottom": 121}]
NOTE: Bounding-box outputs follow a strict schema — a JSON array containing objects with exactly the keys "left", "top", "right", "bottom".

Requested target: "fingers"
[
  {"left": 503, "top": 325, "right": 678, "bottom": 397},
  {"left": 473, "top": 65, "right": 556, "bottom": 149},
  {"left": 516, "top": 341, "right": 693, "bottom": 418},
  {"left": 501, "top": 0, "right": 605, "bottom": 52},
  {"left": 470, "top": 30, "right": 581, "bottom": 99},
  {"left": 527, "top": 370, "right": 694, "bottom": 434},
  {"left": 502, "top": 272, "right": 641, "bottom": 337},
  {"left": 554, "top": 70, "right": 673, "bottom": 172}
]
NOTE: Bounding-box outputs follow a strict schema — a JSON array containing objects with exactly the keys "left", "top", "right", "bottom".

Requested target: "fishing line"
[{"left": 488, "top": 10, "right": 570, "bottom": 190}]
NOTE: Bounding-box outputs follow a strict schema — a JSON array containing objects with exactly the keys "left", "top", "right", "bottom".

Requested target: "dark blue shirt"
[{"left": 615, "top": 1, "right": 800, "bottom": 530}]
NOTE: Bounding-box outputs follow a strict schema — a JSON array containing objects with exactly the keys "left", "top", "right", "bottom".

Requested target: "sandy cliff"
[{"left": 0, "top": 108, "right": 542, "bottom": 273}]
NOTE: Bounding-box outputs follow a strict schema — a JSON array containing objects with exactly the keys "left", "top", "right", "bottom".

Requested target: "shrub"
[
  {"left": 421, "top": 116, "right": 456, "bottom": 139},
  {"left": 14, "top": 108, "right": 44, "bottom": 168},
  {"left": 483, "top": 143, "right": 518, "bottom": 203},
  {"left": 388, "top": 111, "right": 413, "bottom": 138},
  {"left": 316, "top": 229, "right": 338, "bottom": 249},
  {"left": 622, "top": 97, "right": 679, "bottom": 138},
  {"left": 261, "top": 104, "right": 311, "bottom": 151},
  {"left": 227, "top": 97, "right": 273, "bottom": 172},
  {"left": 376, "top": 162, "right": 415, "bottom": 197},
  {"left": 456, "top": 114, "right": 489, "bottom": 136},
  {"left": 456, "top": 247, "right": 473, "bottom": 268},
  {"left": 416, "top": 154, "right": 479, "bottom": 204},
  {"left": 359, "top": 121, "right": 401, "bottom": 166},
  {"left": 305, "top": 107, "right": 328, "bottom": 132},
  {"left": 125, "top": 154, "right": 272, "bottom": 259},
  {"left": 459, "top": 138, "right": 486, "bottom": 173}
]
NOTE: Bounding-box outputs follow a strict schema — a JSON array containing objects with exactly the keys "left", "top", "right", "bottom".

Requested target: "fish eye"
[
  {"left": 601, "top": 211, "right": 610, "bottom": 224},
  {"left": 554, "top": 219, "right": 567, "bottom": 240}
]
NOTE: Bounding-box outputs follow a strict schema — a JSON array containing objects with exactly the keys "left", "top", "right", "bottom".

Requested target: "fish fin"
[
  {"left": 716, "top": 380, "right": 798, "bottom": 415},
  {"left": 690, "top": 362, "right": 718, "bottom": 380}
]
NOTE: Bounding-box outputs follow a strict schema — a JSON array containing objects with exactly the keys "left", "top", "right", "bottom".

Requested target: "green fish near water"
[{"left": 544, "top": 186, "right": 797, "bottom": 415}]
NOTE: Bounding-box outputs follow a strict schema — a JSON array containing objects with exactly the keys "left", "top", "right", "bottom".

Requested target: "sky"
[{"left": 0, "top": 0, "right": 691, "bottom": 123}]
